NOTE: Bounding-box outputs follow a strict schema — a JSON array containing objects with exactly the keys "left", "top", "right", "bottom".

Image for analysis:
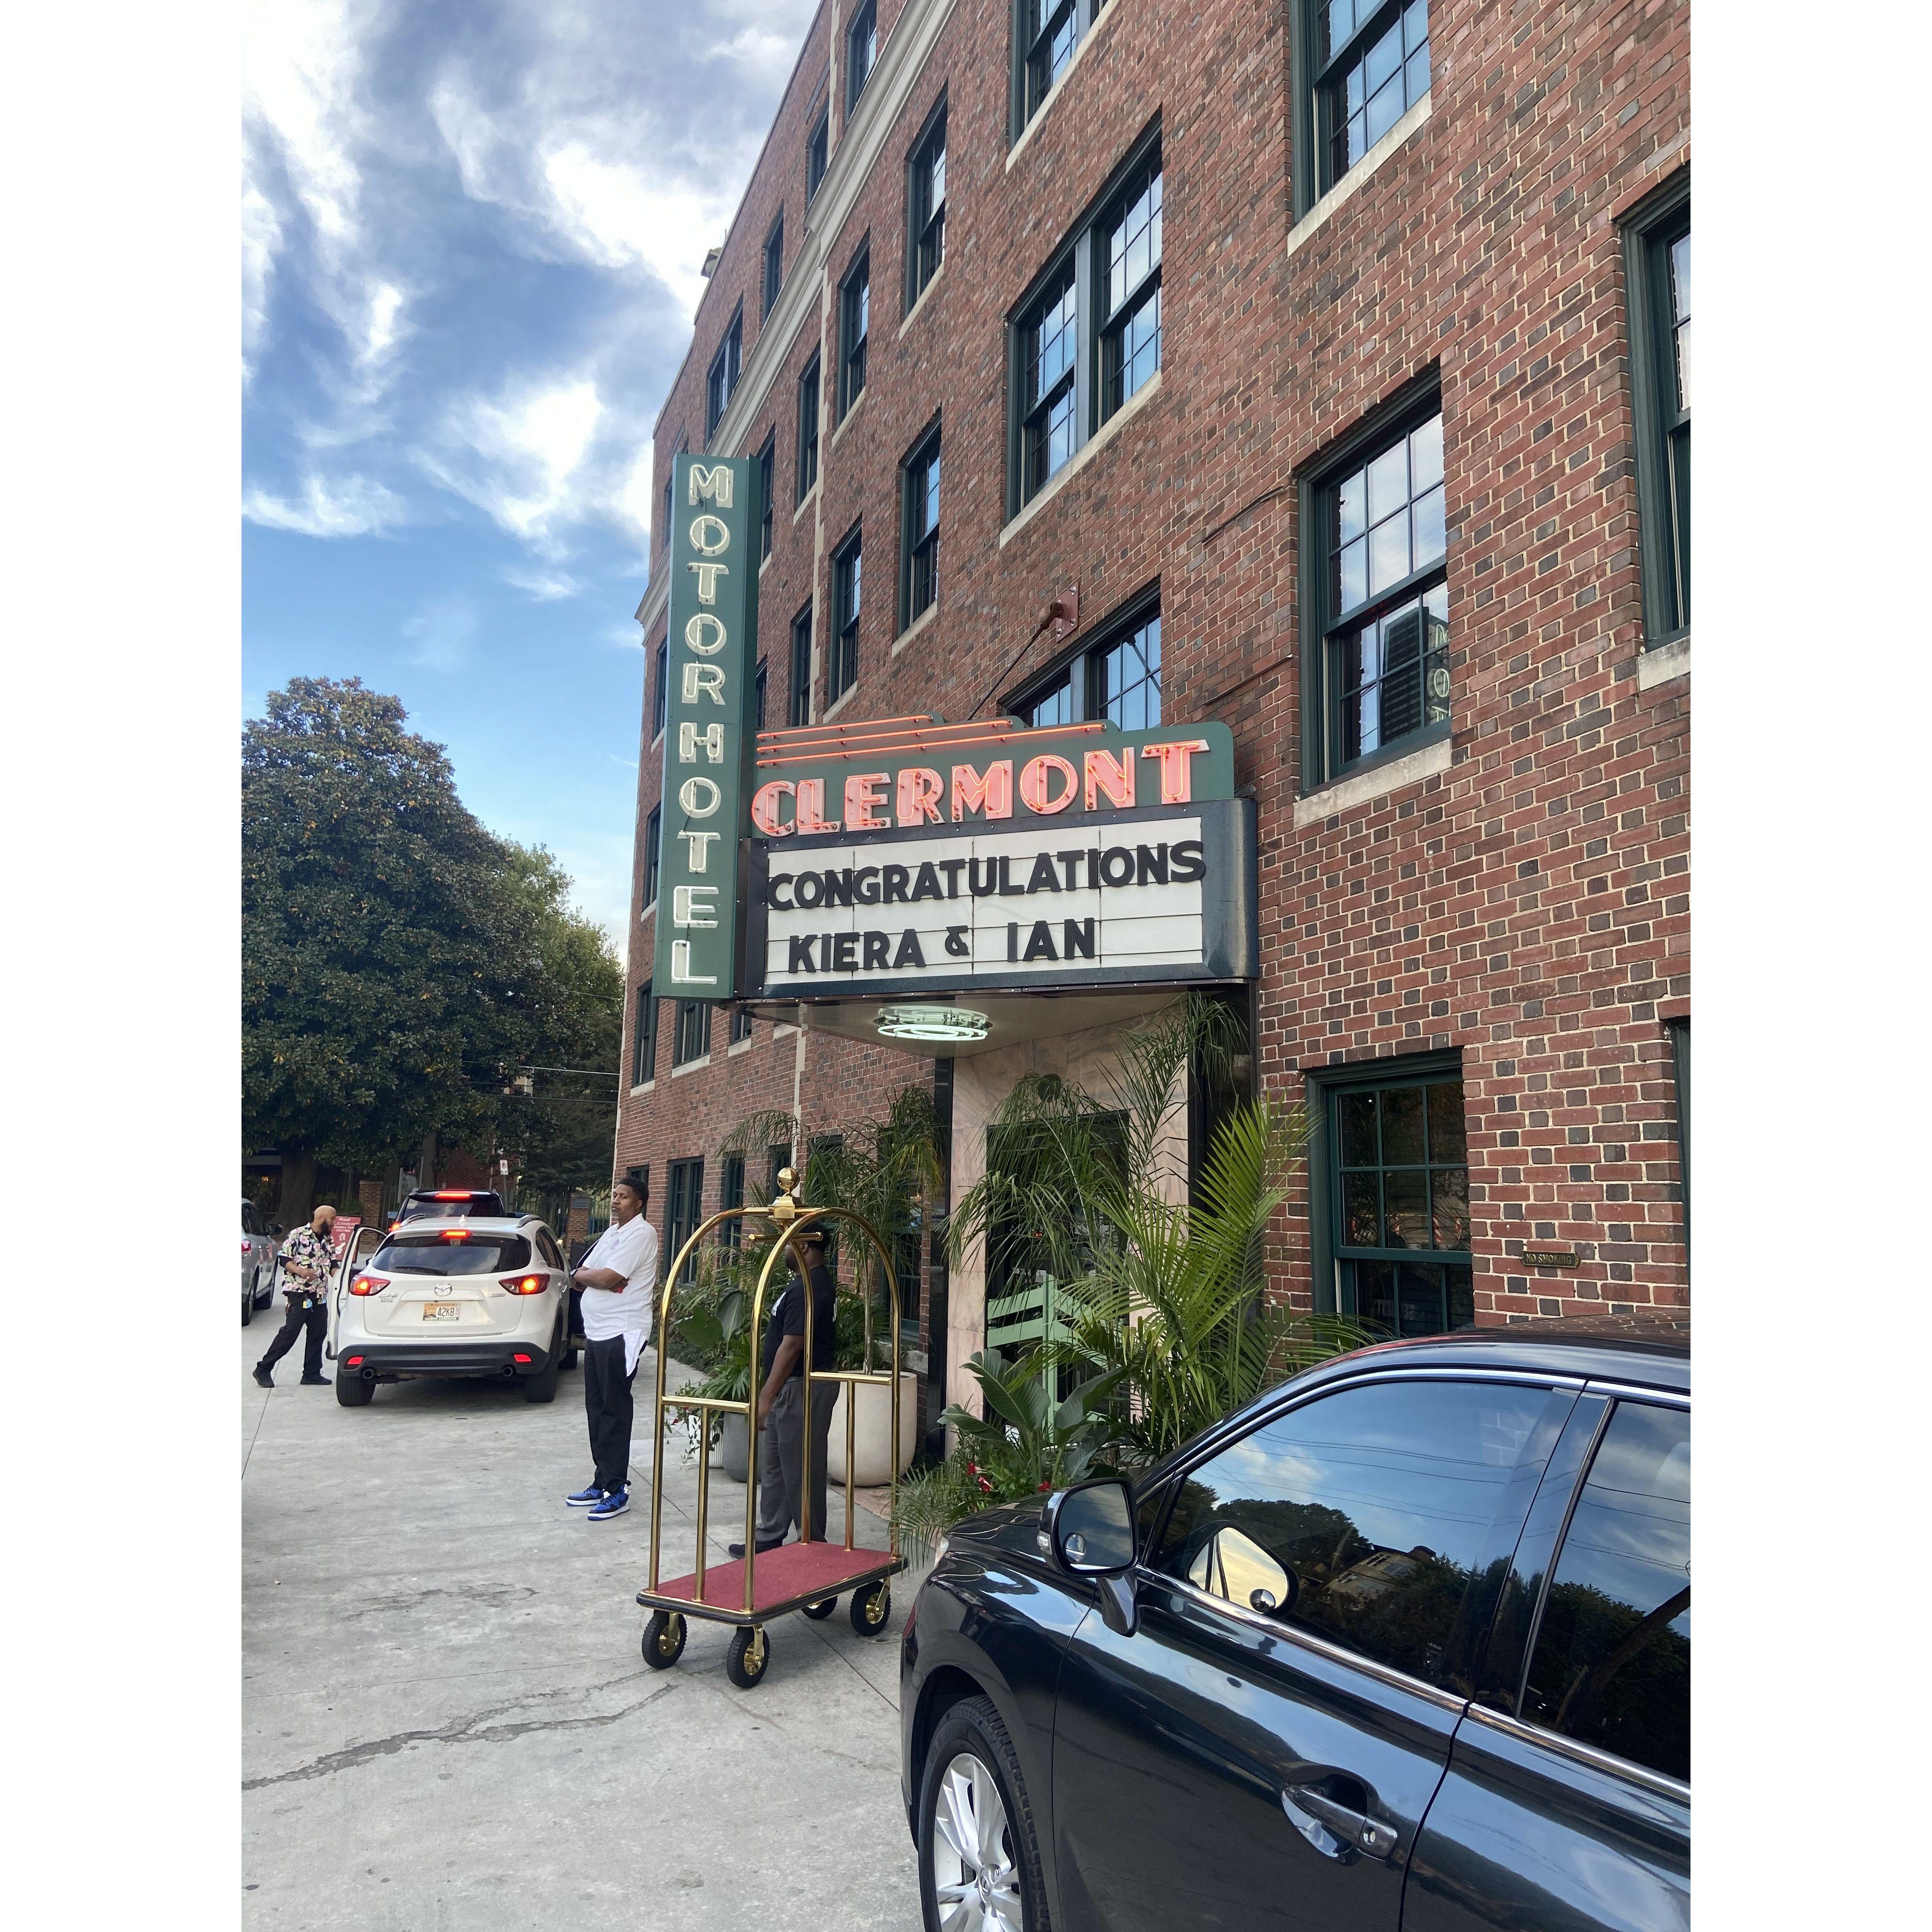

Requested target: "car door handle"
[{"left": 1281, "top": 1779, "right": 1401, "bottom": 1862}]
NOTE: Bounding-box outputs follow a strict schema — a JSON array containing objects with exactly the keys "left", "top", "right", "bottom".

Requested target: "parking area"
[{"left": 242, "top": 1316, "right": 920, "bottom": 1930}]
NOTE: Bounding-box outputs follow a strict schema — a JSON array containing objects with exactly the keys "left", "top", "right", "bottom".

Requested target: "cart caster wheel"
[
  {"left": 800, "top": 1597, "right": 838, "bottom": 1621},
  {"left": 642, "top": 1611, "right": 686, "bottom": 1669},
  {"left": 725, "top": 1624, "right": 770, "bottom": 1689},
  {"left": 850, "top": 1581, "right": 891, "bottom": 1635}
]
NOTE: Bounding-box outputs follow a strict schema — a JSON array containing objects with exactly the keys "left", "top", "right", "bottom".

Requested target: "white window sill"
[
  {"left": 823, "top": 680, "right": 859, "bottom": 722},
  {"left": 1006, "top": 5, "right": 1120, "bottom": 173},
  {"left": 898, "top": 261, "right": 945, "bottom": 340},
  {"left": 671, "top": 1054, "right": 711, "bottom": 1077},
  {"left": 728, "top": 1035, "right": 754, "bottom": 1056},
  {"left": 774, "top": 1023, "right": 797, "bottom": 1038},
  {"left": 1294, "top": 732, "right": 1452, "bottom": 828},
  {"left": 629, "top": 1080, "right": 656, "bottom": 1099},
  {"left": 1636, "top": 633, "right": 1690, "bottom": 690},
  {"left": 793, "top": 480, "right": 818, "bottom": 526},
  {"left": 1287, "top": 90, "right": 1432, "bottom": 262},
  {"left": 999, "top": 368, "right": 1162, "bottom": 549},
  {"left": 829, "top": 388, "right": 868, "bottom": 454},
  {"left": 640, "top": 899, "right": 656, "bottom": 923},
  {"left": 893, "top": 600, "right": 938, "bottom": 656}
]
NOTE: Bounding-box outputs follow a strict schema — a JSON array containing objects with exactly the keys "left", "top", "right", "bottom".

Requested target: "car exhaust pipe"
[{"left": 360, "top": 1367, "right": 377, "bottom": 1383}]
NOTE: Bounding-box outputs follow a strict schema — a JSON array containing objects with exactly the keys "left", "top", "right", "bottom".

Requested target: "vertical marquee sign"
[{"left": 652, "top": 454, "right": 760, "bottom": 998}]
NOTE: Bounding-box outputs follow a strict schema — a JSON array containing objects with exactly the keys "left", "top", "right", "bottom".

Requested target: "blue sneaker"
[
  {"left": 586, "top": 1488, "right": 630, "bottom": 1522},
  {"left": 565, "top": 1484, "right": 605, "bottom": 1507}
]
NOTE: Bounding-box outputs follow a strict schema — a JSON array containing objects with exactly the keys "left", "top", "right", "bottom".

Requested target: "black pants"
[
  {"left": 583, "top": 1337, "right": 637, "bottom": 1494},
  {"left": 260, "top": 1293, "right": 326, "bottom": 1380}
]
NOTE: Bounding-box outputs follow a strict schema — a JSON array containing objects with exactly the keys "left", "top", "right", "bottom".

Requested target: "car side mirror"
[{"left": 1046, "top": 1479, "right": 1138, "bottom": 1638}]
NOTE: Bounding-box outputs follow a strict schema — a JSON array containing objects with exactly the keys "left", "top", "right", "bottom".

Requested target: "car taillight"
[
  {"left": 513, "top": 1353, "right": 533, "bottom": 1366},
  {"left": 499, "top": 1274, "right": 547, "bottom": 1295},
  {"left": 241, "top": 1238, "right": 253, "bottom": 1254},
  {"left": 439, "top": 1229, "right": 471, "bottom": 1242},
  {"left": 349, "top": 1274, "right": 390, "bottom": 1296},
  {"left": 345, "top": 1355, "right": 363, "bottom": 1368}
]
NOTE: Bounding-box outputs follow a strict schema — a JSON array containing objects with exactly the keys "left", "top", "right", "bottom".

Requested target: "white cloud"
[
  {"left": 402, "top": 595, "right": 478, "bottom": 670},
  {"left": 417, "top": 373, "right": 604, "bottom": 552},
  {"left": 616, "top": 438, "right": 656, "bottom": 543},
  {"left": 504, "top": 565, "right": 583, "bottom": 602},
  {"left": 242, "top": 472, "right": 408, "bottom": 536}
]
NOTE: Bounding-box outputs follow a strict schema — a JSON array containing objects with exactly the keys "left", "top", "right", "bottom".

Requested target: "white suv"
[
  {"left": 241, "top": 1200, "right": 279, "bottom": 1325},
  {"left": 330, "top": 1208, "right": 573, "bottom": 1409}
]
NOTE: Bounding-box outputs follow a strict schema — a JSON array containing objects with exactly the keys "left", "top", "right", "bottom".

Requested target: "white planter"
[
  {"left": 824, "top": 1373, "right": 920, "bottom": 1485},
  {"left": 716, "top": 1411, "right": 750, "bottom": 1483}
]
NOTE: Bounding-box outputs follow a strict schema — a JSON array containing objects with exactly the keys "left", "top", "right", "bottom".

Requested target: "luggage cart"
[{"left": 635, "top": 1170, "right": 908, "bottom": 1689}]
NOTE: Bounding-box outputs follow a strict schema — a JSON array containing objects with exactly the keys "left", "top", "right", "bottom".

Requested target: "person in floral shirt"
[{"left": 253, "top": 1204, "right": 338, "bottom": 1388}]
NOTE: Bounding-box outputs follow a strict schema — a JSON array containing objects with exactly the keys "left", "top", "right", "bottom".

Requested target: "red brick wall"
[{"left": 616, "top": 0, "right": 1691, "bottom": 1334}]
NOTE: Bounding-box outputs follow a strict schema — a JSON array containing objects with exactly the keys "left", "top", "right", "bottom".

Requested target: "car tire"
[
  {"left": 724, "top": 1624, "right": 770, "bottom": 1690},
  {"left": 242, "top": 1275, "right": 256, "bottom": 1327},
  {"left": 522, "top": 1324, "right": 564, "bottom": 1403},
  {"left": 917, "top": 1694, "right": 1049, "bottom": 1932},
  {"left": 642, "top": 1610, "right": 686, "bottom": 1669},
  {"left": 849, "top": 1580, "right": 891, "bottom": 1635},
  {"left": 335, "top": 1373, "right": 375, "bottom": 1407},
  {"left": 561, "top": 1343, "right": 580, "bottom": 1371}
]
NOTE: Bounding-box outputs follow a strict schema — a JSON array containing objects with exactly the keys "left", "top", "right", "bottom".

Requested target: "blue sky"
[{"left": 243, "top": 0, "right": 816, "bottom": 945}]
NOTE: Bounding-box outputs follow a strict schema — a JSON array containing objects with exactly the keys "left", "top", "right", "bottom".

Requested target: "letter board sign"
[
  {"left": 653, "top": 454, "right": 761, "bottom": 998},
  {"left": 748, "top": 798, "right": 1257, "bottom": 997}
]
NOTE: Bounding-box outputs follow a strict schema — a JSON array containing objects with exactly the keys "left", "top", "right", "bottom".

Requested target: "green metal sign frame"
[{"left": 653, "top": 453, "right": 761, "bottom": 1000}]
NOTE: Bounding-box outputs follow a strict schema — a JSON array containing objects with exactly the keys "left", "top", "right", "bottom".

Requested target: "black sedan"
[{"left": 900, "top": 1321, "right": 1688, "bottom": 1932}]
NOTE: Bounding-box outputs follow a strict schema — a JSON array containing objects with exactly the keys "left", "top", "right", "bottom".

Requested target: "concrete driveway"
[{"left": 242, "top": 1308, "right": 920, "bottom": 1929}]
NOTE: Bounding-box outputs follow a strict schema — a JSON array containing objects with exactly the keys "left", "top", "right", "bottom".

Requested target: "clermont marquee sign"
[
  {"left": 652, "top": 454, "right": 761, "bottom": 997},
  {"left": 742, "top": 713, "right": 1256, "bottom": 999}
]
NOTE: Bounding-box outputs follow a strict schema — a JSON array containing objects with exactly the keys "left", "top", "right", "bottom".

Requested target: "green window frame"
[
  {"left": 1308, "top": 1051, "right": 1472, "bottom": 1337},
  {"left": 672, "top": 998, "right": 711, "bottom": 1067},
  {"left": 666, "top": 1158, "right": 705, "bottom": 1284},
  {"left": 762, "top": 212, "right": 783, "bottom": 319},
  {"left": 806, "top": 107, "right": 828, "bottom": 204},
  {"left": 839, "top": 245, "right": 870, "bottom": 419},
  {"left": 831, "top": 526, "right": 862, "bottom": 703},
  {"left": 1012, "top": 0, "right": 1108, "bottom": 138},
  {"left": 651, "top": 638, "right": 667, "bottom": 740},
  {"left": 719, "top": 1152, "right": 746, "bottom": 1252},
  {"left": 1298, "top": 375, "right": 1448, "bottom": 789},
  {"left": 642, "top": 805, "right": 660, "bottom": 910},
  {"left": 907, "top": 95, "right": 947, "bottom": 310},
  {"left": 846, "top": 0, "right": 876, "bottom": 113},
  {"left": 1622, "top": 171, "right": 1690, "bottom": 647},
  {"left": 705, "top": 304, "right": 741, "bottom": 440},
  {"left": 757, "top": 431, "right": 775, "bottom": 562},
  {"left": 796, "top": 353, "right": 820, "bottom": 504},
  {"left": 631, "top": 980, "right": 658, "bottom": 1087},
  {"left": 1010, "top": 590, "right": 1161, "bottom": 730},
  {"left": 789, "top": 599, "right": 813, "bottom": 726},
  {"left": 899, "top": 418, "right": 941, "bottom": 631}
]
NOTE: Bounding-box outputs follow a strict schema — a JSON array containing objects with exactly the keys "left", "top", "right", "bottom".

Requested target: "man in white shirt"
[{"left": 564, "top": 1174, "right": 659, "bottom": 1522}]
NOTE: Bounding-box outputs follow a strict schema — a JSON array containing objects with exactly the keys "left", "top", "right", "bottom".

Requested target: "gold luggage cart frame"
[{"left": 634, "top": 1168, "right": 908, "bottom": 1689}]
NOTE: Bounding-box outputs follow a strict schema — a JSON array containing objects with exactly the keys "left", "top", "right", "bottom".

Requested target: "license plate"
[{"left": 422, "top": 1303, "right": 462, "bottom": 1322}]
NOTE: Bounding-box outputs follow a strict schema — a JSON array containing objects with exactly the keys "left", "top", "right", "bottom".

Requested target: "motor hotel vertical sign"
[{"left": 654, "top": 455, "right": 759, "bottom": 998}]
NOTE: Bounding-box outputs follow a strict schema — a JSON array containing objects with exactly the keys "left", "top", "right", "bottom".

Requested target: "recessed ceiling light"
[{"left": 876, "top": 1004, "right": 990, "bottom": 1042}]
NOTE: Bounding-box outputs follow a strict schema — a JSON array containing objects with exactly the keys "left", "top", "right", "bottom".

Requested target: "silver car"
[{"left": 240, "top": 1200, "right": 279, "bottom": 1325}]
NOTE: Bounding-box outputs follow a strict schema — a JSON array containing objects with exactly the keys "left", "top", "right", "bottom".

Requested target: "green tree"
[{"left": 242, "top": 677, "right": 619, "bottom": 1212}]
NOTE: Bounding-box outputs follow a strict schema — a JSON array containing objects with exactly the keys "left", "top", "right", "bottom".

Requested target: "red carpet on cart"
[{"left": 648, "top": 1539, "right": 890, "bottom": 1612}]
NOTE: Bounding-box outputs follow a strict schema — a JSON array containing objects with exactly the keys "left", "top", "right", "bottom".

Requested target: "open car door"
[{"left": 327, "top": 1224, "right": 384, "bottom": 1359}]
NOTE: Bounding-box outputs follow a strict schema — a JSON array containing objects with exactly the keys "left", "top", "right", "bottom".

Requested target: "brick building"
[{"left": 614, "top": 0, "right": 1690, "bottom": 1437}]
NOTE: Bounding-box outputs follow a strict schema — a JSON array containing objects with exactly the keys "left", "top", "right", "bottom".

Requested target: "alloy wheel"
[{"left": 931, "top": 1750, "right": 1022, "bottom": 1932}]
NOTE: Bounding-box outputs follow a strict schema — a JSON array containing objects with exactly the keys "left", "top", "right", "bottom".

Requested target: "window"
[
  {"left": 755, "top": 658, "right": 769, "bottom": 730},
  {"left": 807, "top": 107, "right": 828, "bottom": 203},
  {"left": 666, "top": 1158, "right": 705, "bottom": 1284},
  {"left": 1323, "top": 1062, "right": 1470, "bottom": 1337},
  {"left": 730, "top": 1003, "right": 755, "bottom": 1044},
  {"left": 719, "top": 1152, "right": 747, "bottom": 1252},
  {"left": 767, "top": 1145, "right": 790, "bottom": 1203},
  {"left": 1099, "top": 155, "right": 1161, "bottom": 419},
  {"left": 1153, "top": 1377, "right": 1559, "bottom": 1690},
  {"left": 757, "top": 431, "right": 775, "bottom": 562},
  {"left": 907, "top": 98, "right": 946, "bottom": 308},
  {"left": 673, "top": 997, "right": 711, "bottom": 1066},
  {"left": 1624, "top": 176, "right": 1690, "bottom": 645},
  {"left": 762, "top": 213, "right": 784, "bottom": 320},
  {"left": 705, "top": 305, "right": 742, "bottom": 439},
  {"left": 1308, "top": 0, "right": 1430, "bottom": 199},
  {"left": 831, "top": 529, "right": 862, "bottom": 703},
  {"left": 1303, "top": 395, "right": 1449, "bottom": 782},
  {"left": 1009, "top": 128, "right": 1160, "bottom": 513},
  {"left": 839, "top": 246, "right": 870, "bottom": 419},
  {"left": 652, "top": 639, "right": 668, "bottom": 740},
  {"left": 846, "top": 0, "right": 876, "bottom": 112},
  {"left": 643, "top": 806, "right": 661, "bottom": 911},
  {"left": 1012, "top": 597, "right": 1160, "bottom": 730},
  {"left": 1521, "top": 1402, "right": 1690, "bottom": 1784},
  {"left": 790, "top": 601, "right": 813, "bottom": 726},
  {"left": 1014, "top": 0, "right": 1108, "bottom": 135},
  {"left": 900, "top": 421, "right": 941, "bottom": 629},
  {"left": 796, "top": 353, "right": 821, "bottom": 503},
  {"left": 631, "top": 980, "right": 658, "bottom": 1086}
]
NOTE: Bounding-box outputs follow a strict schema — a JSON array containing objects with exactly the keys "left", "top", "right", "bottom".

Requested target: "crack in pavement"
[{"left": 243, "top": 1679, "right": 677, "bottom": 1790}]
